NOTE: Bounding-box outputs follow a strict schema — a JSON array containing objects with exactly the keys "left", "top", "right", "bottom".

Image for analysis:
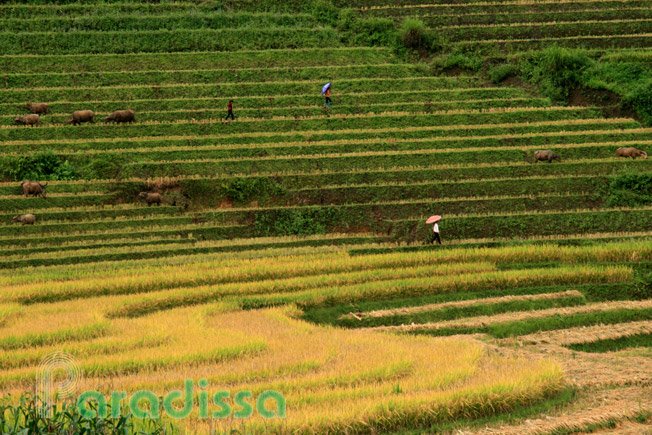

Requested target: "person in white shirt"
[{"left": 429, "top": 222, "right": 441, "bottom": 245}]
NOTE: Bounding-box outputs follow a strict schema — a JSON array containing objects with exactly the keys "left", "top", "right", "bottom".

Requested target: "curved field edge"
[{"left": 0, "top": 303, "right": 565, "bottom": 435}]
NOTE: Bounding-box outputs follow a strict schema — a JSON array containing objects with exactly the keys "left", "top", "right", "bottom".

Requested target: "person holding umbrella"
[
  {"left": 426, "top": 215, "right": 442, "bottom": 245},
  {"left": 322, "top": 82, "right": 332, "bottom": 108}
]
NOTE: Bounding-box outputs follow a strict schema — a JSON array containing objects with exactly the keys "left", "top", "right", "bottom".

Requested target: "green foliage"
[
  {"left": 566, "top": 332, "right": 652, "bottom": 353},
  {"left": 254, "top": 208, "right": 341, "bottom": 236},
  {"left": 0, "top": 48, "right": 392, "bottom": 74},
  {"left": 1, "top": 12, "right": 318, "bottom": 33},
  {"left": 312, "top": 0, "right": 339, "bottom": 26},
  {"left": 84, "top": 157, "right": 123, "bottom": 180},
  {"left": 623, "top": 79, "right": 652, "bottom": 125},
  {"left": 0, "top": 28, "right": 340, "bottom": 55},
  {"left": 337, "top": 9, "right": 396, "bottom": 47},
  {"left": 416, "top": 308, "right": 652, "bottom": 338},
  {"left": 487, "top": 308, "right": 652, "bottom": 338},
  {"left": 316, "top": 294, "right": 587, "bottom": 328},
  {"left": 631, "top": 263, "right": 652, "bottom": 300},
  {"left": 581, "top": 60, "right": 650, "bottom": 93},
  {"left": 0, "top": 151, "right": 77, "bottom": 182},
  {"left": 432, "top": 53, "right": 483, "bottom": 73},
  {"left": 488, "top": 64, "right": 518, "bottom": 84},
  {"left": 223, "top": 177, "right": 286, "bottom": 204},
  {"left": 607, "top": 173, "right": 652, "bottom": 207},
  {"left": 399, "top": 19, "right": 428, "bottom": 50},
  {"left": 0, "top": 393, "right": 172, "bottom": 435},
  {"left": 519, "top": 46, "right": 592, "bottom": 102},
  {"left": 354, "top": 17, "right": 396, "bottom": 47}
]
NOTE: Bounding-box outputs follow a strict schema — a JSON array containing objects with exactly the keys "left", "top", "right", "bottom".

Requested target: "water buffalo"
[
  {"left": 12, "top": 214, "right": 36, "bottom": 225},
  {"left": 533, "top": 150, "right": 561, "bottom": 163},
  {"left": 616, "top": 147, "right": 647, "bottom": 159},
  {"left": 65, "top": 110, "right": 95, "bottom": 126},
  {"left": 26, "top": 103, "right": 49, "bottom": 114},
  {"left": 104, "top": 110, "right": 135, "bottom": 124},
  {"left": 21, "top": 180, "right": 48, "bottom": 198},
  {"left": 138, "top": 192, "right": 162, "bottom": 206},
  {"left": 14, "top": 114, "right": 40, "bottom": 126}
]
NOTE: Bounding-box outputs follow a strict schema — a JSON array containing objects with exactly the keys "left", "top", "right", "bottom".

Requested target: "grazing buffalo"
[
  {"left": 533, "top": 150, "right": 561, "bottom": 163},
  {"left": 104, "top": 110, "right": 135, "bottom": 124},
  {"left": 138, "top": 192, "right": 162, "bottom": 206},
  {"left": 14, "top": 114, "right": 40, "bottom": 126},
  {"left": 21, "top": 180, "right": 48, "bottom": 198},
  {"left": 616, "top": 147, "right": 647, "bottom": 159},
  {"left": 26, "top": 103, "right": 49, "bottom": 114},
  {"left": 65, "top": 110, "right": 95, "bottom": 126},
  {"left": 12, "top": 214, "right": 36, "bottom": 225}
]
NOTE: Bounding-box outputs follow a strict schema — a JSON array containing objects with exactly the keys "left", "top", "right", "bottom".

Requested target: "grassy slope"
[{"left": 2, "top": 1, "right": 652, "bottom": 433}]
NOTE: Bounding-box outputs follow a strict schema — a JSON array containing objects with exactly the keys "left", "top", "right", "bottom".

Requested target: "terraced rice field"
[
  {"left": 358, "top": 0, "right": 652, "bottom": 55},
  {"left": 2, "top": 0, "right": 652, "bottom": 433}
]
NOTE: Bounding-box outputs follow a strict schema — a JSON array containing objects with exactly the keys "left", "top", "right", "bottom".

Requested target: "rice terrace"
[{"left": 4, "top": 0, "right": 652, "bottom": 433}]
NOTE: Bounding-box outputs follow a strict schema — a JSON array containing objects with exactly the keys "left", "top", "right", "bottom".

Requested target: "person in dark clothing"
[
  {"left": 225, "top": 100, "right": 234, "bottom": 120},
  {"left": 324, "top": 88, "right": 332, "bottom": 108},
  {"left": 429, "top": 222, "right": 442, "bottom": 245}
]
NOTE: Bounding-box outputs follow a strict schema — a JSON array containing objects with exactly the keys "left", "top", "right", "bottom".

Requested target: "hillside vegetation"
[{"left": 2, "top": 0, "right": 652, "bottom": 433}]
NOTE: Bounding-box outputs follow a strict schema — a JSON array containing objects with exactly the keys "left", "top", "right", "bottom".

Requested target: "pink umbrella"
[{"left": 426, "top": 215, "right": 441, "bottom": 224}]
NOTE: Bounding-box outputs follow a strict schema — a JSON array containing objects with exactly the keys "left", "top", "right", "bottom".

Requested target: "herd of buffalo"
[
  {"left": 14, "top": 103, "right": 135, "bottom": 126},
  {"left": 11, "top": 180, "right": 160, "bottom": 226},
  {"left": 8, "top": 102, "right": 650, "bottom": 226}
]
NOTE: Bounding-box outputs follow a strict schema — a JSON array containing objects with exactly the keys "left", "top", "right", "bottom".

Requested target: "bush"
[
  {"left": 399, "top": 19, "right": 427, "bottom": 50},
  {"left": 519, "top": 46, "right": 591, "bottom": 102},
  {"left": 253, "top": 208, "right": 341, "bottom": 236},
  {"left": 254, "top": 209, "right": 324, "bottom": 236},
  {"left": 353, "top": 17, "right": 396, "bottom": 47},
  {"left": 488, "top": 64, "right": 517, "bottom": 83},
  {"left": 84, "top": 157, "right": 123, "bottom": 180},
  {"left": 337, "top": 10, "right": 396, "bottom": 47},
  {"left": 223, "top": 177, "right": 286, "bottom": 204},
  {"left": 432, "top": 53, "right": 483, "bottom": 73},
  {"left": 607, "top": 173, "right": 652, "bottom": 207},
  {"left": 311, "top": 0, "right": 339, "bottom": 26},
  {"left": 631, "top": 263, "right": 652, "bottom": 299},
  {"left": 623, "top": 79, "right": 652, "bottom": 125},
  {"left": 0, "top": 151, "right": 77, "bottom": 182}
]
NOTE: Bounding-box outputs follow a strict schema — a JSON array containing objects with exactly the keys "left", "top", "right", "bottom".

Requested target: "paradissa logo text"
[{"left": 76, "top": 380, "right": 285, "bottom": 420}]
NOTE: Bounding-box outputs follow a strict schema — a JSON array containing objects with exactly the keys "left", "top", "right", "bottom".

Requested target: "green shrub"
[
  {"left": 355, "top": 17, "right": 396, "bottom": 46},
  {"left": 519, "top": 46, "right": 591, "bottom": 102},
  {"left": 607, "top": 173, "right": 652, "bottom": 207},
  {"left": 223, "top": 177, "right": 286, "bottom": 204},
  {"left": 0, "top": 28, "right": 339, "bottom": 55},
  {"left": 84, "top": 157, "right": 123, "bottom": 180},
  {"left": 253, "top": 208, "right": 341, "bottom": 236},
  {"left": 179, "top": 179, "right": 218, "bottom": 204},
  {"left": 0, "top": 151, "right": 77, "bottom": 182},
  {"left": 623, "top": 79, "right": 652, "bottom": 125},
  {"left": 337, "top": 9, "right": 396, "bottom": 47},
  {"left": 488, "top": 64, "right": 517, "bottom": 84},
  {"left": 312, "top": 0, "right": 339, "bottom": 26},
  {"left": 399, "top": 19, "right": 427, "bottom": 50},
  {"left": 632, "top": 273, "right": 652, "bottom": 299},
  {"left": 432, "top": 53, "right": 483, "bottom": 73},
  {"left": 397, "top": 18, "right": 444, "bottom": 54}
]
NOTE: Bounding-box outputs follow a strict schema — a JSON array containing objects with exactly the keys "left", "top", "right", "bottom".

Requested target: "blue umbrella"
[{"left": 321, "top": 82, "right": 331, "bottom": 95}]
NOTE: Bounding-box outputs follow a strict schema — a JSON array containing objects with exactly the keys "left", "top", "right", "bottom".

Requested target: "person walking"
[
  {"left": 429, "top": 221, "right": 442, "bottom": 245},
  {"left": 324, "top": 87, "right": 332, "bottom": 108},
  {"left": 225, "top": 100, "right": 234, "bottom": 121}
]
